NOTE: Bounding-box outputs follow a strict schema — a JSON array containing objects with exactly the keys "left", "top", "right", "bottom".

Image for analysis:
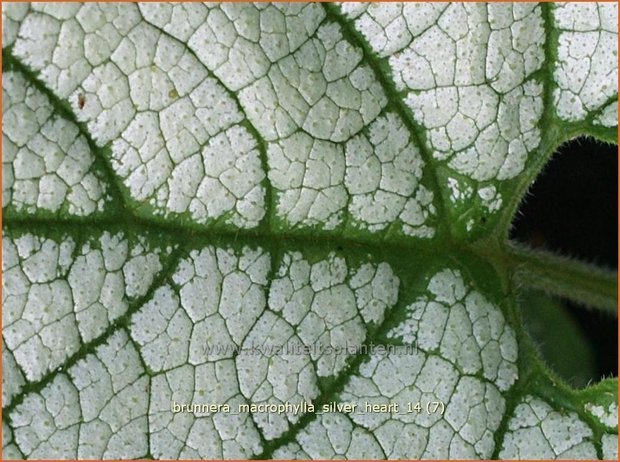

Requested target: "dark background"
[{"left": 511, "top": 136, "right": 618, "bottom": 382}]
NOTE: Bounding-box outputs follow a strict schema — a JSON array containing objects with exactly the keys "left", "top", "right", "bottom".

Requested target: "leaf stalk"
[{"left": 505, "top": 242, "right": 618, "bottom": 315}]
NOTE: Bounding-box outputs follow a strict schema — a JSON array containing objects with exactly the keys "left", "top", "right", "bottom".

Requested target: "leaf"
[
  {"left": 519, "top": 290, "right": 595, "bottom": 389},
  {"left": 1, "top": 2, "right": 617, "bottom": 460}
]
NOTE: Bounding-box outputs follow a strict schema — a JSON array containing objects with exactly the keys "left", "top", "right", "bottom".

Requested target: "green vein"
[
  {"left": 2, "top": 214, "right": 446, "bottom": 259},
  {"left": 135, "top": 9, "right": 276, "bottom": 234},
  {"left": 1, "top": 243, "right": 186, "bottom": 418},
  {"left": 321, "top": 3, "right": 450, "bottom": 241},
  {"left": 2, "top": 47, "right": 130, "bottom": 217},
  {"left": 255, "top": 262, "right": 418, "bottom": 459},
  {"left": 495, "top": 2, "right": 619, "bottom": 241}
]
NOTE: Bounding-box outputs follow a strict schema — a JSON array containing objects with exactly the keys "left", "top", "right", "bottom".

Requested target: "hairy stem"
[{"left": 505, "top": 242, "right": 618, "bottom": 315}]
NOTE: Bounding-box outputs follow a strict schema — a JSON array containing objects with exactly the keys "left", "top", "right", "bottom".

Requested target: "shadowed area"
[{"left": 512, "top": 136, "right": 618, "bottom": 384}]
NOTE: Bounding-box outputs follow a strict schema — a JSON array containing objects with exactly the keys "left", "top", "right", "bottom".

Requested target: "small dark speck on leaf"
[{"left": 77, "top": 93, "right": 86, "bottom": 110}]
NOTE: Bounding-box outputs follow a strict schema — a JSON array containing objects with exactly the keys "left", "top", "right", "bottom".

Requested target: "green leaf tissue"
[{"left": 1, "top": 2, "right": 618, "bottom": 460}]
